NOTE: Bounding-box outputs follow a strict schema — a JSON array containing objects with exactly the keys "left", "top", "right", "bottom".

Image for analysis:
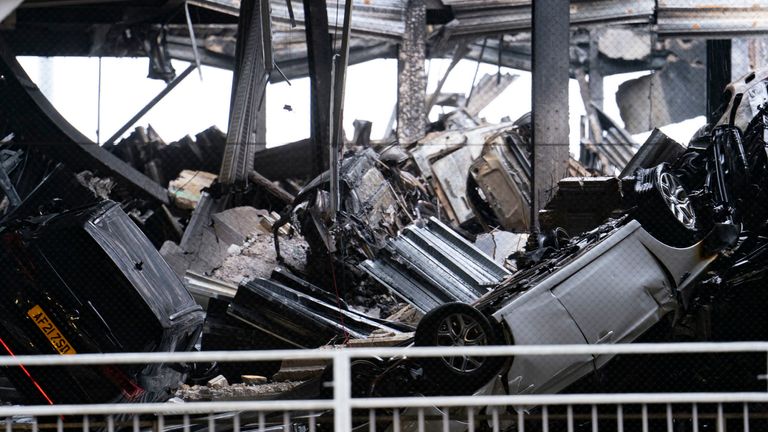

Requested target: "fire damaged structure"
[{"left": 2, "top": 0, "right": 768, "bottom": 430}]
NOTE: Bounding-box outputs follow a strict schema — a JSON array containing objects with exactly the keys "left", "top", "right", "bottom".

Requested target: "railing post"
[{"left": 334, "top": 350, "right": 352, "bottom": 432}]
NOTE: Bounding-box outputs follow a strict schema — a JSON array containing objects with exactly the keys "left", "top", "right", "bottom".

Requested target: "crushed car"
[
  {"left": 336, "top": 69, "right": 768, "bottom": 411},
  {"left": 0, "top": 168, "right": 204, "bottom": 404},
  {"left": 398, "top": 70, "right": 768, "bottom": 401}
]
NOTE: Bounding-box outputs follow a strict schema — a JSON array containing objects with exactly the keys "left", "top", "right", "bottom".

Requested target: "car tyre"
[
  {"left": 633, "top": 164, "right": 699, "bottom": 247},
  {"left": 415, "top": 303, "right": 504, "bottom": 395}
]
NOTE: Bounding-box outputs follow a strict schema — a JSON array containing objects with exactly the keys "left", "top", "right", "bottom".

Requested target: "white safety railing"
[{"left": 1, "top": 342, "right": 767, "bottom": 431}]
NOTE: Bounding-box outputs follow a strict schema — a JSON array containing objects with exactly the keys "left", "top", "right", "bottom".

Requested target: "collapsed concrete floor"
[{"left": 3, "top": 21, "right": 768, "bottom": 431}]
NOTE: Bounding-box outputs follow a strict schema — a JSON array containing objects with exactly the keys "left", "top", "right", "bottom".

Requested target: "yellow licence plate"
[{"left": 27, "top": 305, "right": 76, "bottom": 355}]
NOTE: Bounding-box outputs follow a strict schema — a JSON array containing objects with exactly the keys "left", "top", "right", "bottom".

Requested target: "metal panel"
[
  {"left": 220, "top": 0, "right": 270, "bottom": 184},
  {"left": 271, "top": 0, "right": 407, "bottom": 40},
  {"left": 657, "top": 0, "right": 768, "bottom": 38},
  {"left": 443, "top": 0, "right": 654, "bottom": 38},
  {"left": 360, "top": 217, "right": 510, "bottom": 312}
]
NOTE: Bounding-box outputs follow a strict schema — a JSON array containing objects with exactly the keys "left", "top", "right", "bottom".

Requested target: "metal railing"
[{"left": 2, "top": 342, "right": 768, "bottom": 431}]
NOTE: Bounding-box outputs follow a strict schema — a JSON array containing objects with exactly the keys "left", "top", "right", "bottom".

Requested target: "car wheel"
[
  {"left": 633, "top": 164, "right": 699, "bottom": 246},
  {"left": 415, "top": 303, "right": 504, "bottom": 395}
]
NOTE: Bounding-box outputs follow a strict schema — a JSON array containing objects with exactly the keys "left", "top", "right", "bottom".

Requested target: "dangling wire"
[
  {"left": 184, "top": 0, "right": 203, "bottom": 80},
  {"left": 466, "top": 37, "right": 488, "bottom": 107}
]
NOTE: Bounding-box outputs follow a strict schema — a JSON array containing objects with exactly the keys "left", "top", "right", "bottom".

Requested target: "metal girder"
[
  {"left": 302, "top": 0, "right": 333, "bottom": 176},
  {"left": 104, "top": 64, "right": 197, "bottom": 147},
  {"left": 397, "top": 0, "right": 427, "bottom": 146},
  {"left": 531, "top": 0, "right": 569, "bottom": 230},
  {"left": 0, "top": 37, "right": 170, "bottom": 205},
  {"left": 329, "top": 0, "right": 353, "bottom": 216},
  {"left": 271, "top": 0, "right": 406, "bottom": 41},
  {"left": 442, "top": 0, "right": 654, "bottom": 38},
  {"left": 657, "top": 0, "right": 768, "bottom": 38},
  {"left": 220, "top": 0, "right": 270, "bottom": 184}
]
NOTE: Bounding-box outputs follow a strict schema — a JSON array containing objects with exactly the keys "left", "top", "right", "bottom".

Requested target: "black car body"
[{"left": 0, "top": 200, "right": 204, "bottom": 404}]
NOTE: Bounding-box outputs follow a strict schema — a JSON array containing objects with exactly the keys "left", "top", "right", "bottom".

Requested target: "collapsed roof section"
[{"left": 2, "top": 0, "right": 768, "bottom": 82}]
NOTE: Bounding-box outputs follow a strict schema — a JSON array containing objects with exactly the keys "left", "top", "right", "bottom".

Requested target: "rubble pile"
[
  {"left": 104, "top": 125, "right": 227, "bottom": 189},
  {"left": 4, "top": 17, "right": 768, "bottom": 430},
  {"left": 175, "top": 379, "right": 303, "bottom": 402}
]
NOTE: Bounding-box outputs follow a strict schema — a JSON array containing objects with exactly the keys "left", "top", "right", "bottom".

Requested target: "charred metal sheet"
[
  {"left": 469, "top": 131, "right": 532, "bottom": 231},
  {"left": 361, "top": 217, "right": 510, "bottom": 312},
  {"left": 620, "top": 129, "right": 686, "bottom": 178},
  {"left": 272, "top": 0, "right": 407, "bottom": 40},
  {"left": 229, "top": 272, "right": 410, "bottom": 348},
  {"left": 539, "top": 176, "right": 622, "bottom": 235},
  {"left": 253, "top": 138, "right": 314, "bottom": 180},
  {"left": 657, "top": 0, "right": 768, "bottom": 38},
  {"left": 617, "top": 53, "right": 706, "bottom": 134},
  {"left": 221, "top": 0, "right": 270, "bottom": 184},
  {"left": 465, "top": 73, "right": 518, "bottom": 118},
  {"left": 442, "top": 0, "right": 654, "bottom": 38}
]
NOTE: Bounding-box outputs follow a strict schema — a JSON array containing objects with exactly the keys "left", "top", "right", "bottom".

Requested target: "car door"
[
  {"left": 550, "top": 223, "right": 678, "bottom": 370},
  {"left": 493, "top": 289, "right": 594, "bottom": 395}
]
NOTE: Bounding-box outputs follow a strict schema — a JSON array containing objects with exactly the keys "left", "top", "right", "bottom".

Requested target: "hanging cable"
[
  {"left": 466, "top": 37, "right": 489, "bottom": 107},
  {"left": 97, "top": 56, "right": 102, "bottom": 145},
  {"left": 0, "top": 337, "right": 54, "bottom": 406},
  {"left": 184, "top": 1, "right": 203, "bottom": 80}
]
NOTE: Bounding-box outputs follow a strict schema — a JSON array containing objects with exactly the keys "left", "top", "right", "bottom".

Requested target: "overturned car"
[
  {"left": 349, "top": 74, "right": 768, "bottom": 401},
  {"left": 0, "top": 172, "right": 204, "bottom": 404}
]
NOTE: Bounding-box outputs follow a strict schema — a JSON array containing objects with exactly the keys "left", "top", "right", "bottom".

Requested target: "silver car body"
[{"left": 491, "top": 220, "right": 718, "bottom": 395}]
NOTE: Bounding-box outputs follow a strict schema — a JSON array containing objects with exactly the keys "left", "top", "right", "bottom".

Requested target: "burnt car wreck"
[
  {"left": 3, "top": 0, "right": 768, "bottom": 430},
  {"left": 4, "top": 54, "right": 768, "bottom": 410}
]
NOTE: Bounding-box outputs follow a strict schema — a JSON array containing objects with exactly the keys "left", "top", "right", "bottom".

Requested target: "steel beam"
[
  {"left": 104, "top": 64, "right": 196, "bottom": 147},
  {"left": 329, "top": 0, "right": 354, "bottom": 216},
  {"left": 588, "top": 29, "right": 604, "bottom": 111},
  {"left": 0, "top": 37, "right": 170, "bottom": 205},
  {"left": 397, "top": 0, "right": 427, "bottom": 146},
  {"left": 302, "top": 0, "right": 333, "bottom": 176},
  {"left": 531, "top": 0, "right": 569, "bottom": 230},
  {"left": 220, "top": 0, "right": 270, "bottom": 184}
]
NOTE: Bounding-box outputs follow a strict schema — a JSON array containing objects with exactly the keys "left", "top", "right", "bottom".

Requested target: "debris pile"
[{"left": 3, "top": 9, "right": 768, "bottom": 430}]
